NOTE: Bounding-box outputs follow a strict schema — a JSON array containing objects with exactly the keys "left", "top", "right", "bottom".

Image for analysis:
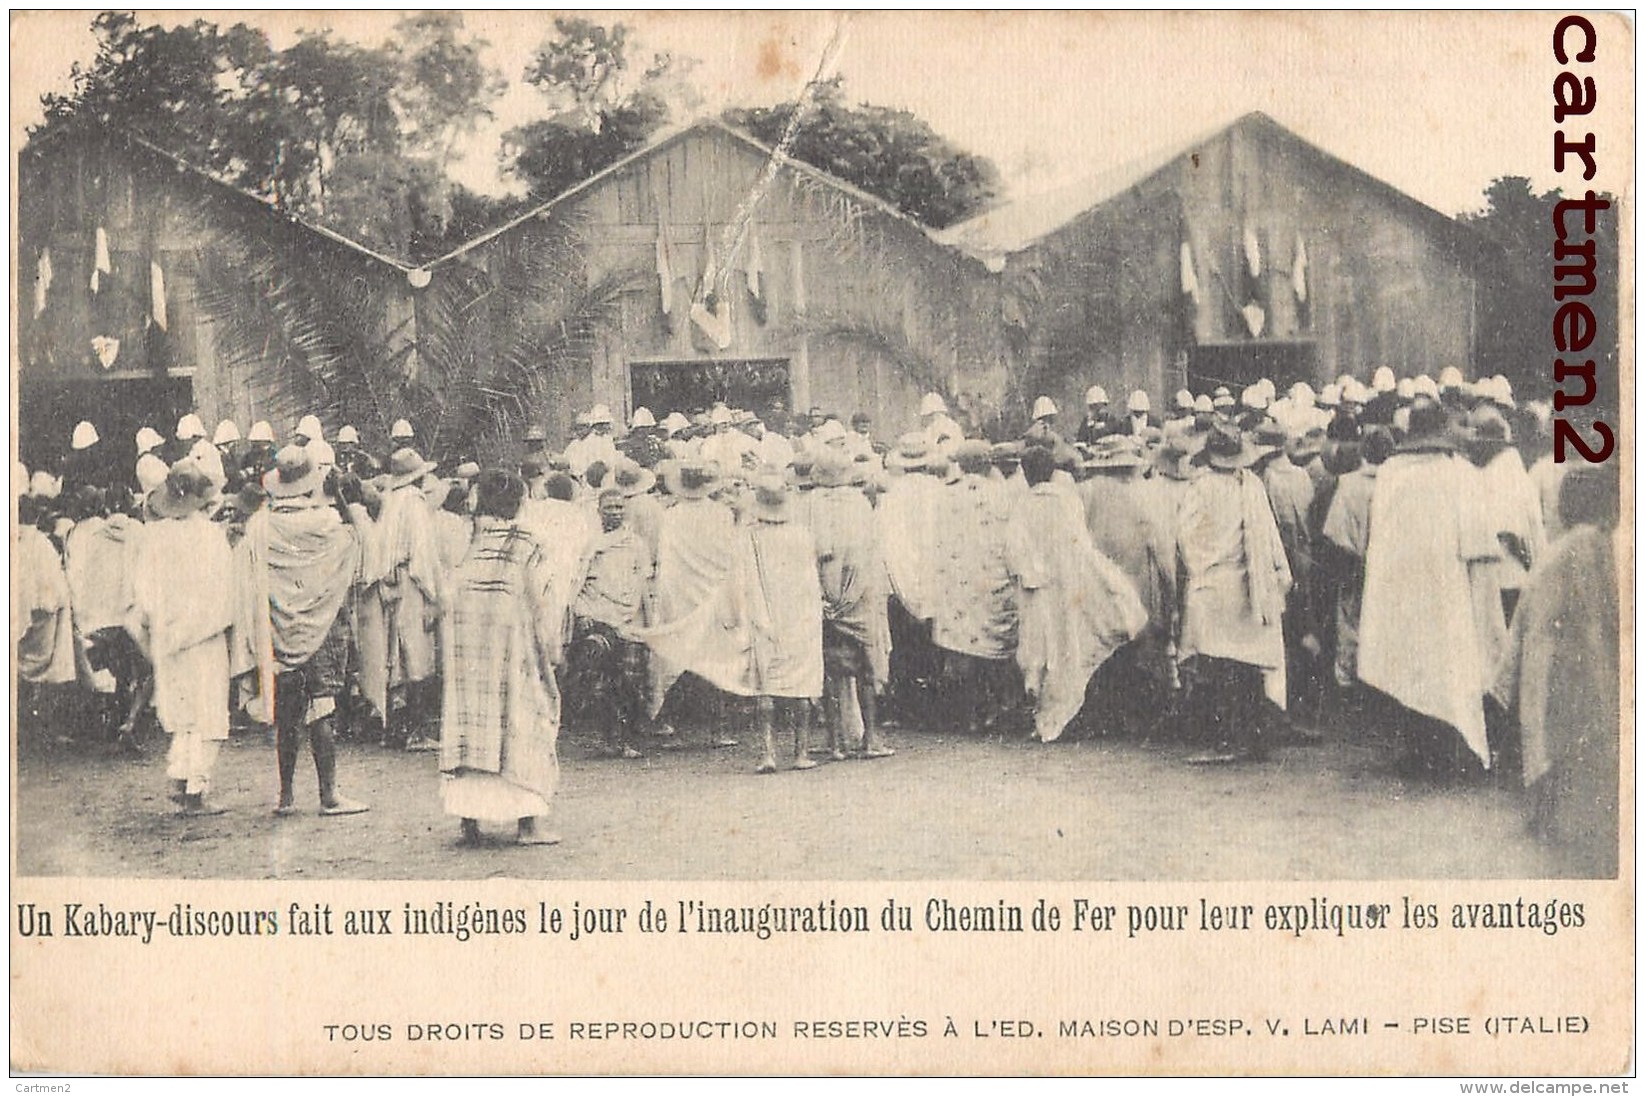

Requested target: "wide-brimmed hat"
[
  {"left": 990, "top": 441, "right": 1023, "bottom": 469},
  {"left": 804, "top": 449, "right": 849, "bottom": 489},
  {"left": 1467, "top": 403, "right": 1513, "bottom": 445},
  {"left": 1202, "top": 423, "right": 1265, "bottom": 470},
  {"left": 1286, "top": 427, "right": 1326, "bottom": 463},
  {"left": 149, "top": 461, "right": 217, "bottom": 519},
  {"left": 263, "top": 445, "right": 325, "bottom": 498},
  {"left": 918, "top": 392, "right": 949, "bottom": 417},
  {"left": 667, "top": 458, "right": 723, "bottom": 499},
  {"left": 387, "top": 447, "right": 438, "bottom": 488},
  {"left": 945, "top": 439, "right": 988, "bottom": 476},
  {"left": 1085, "top": 434, "right": 1145, "bottom": 470},
  {"left": 886, "top": 433, "right": 932, "bottom": 472},
  {"left": 749, "top": 473, "right": 791, "bottom": 523},
  {"left": 813, "top": 419, "right": 848, "bottom": 445},
  {"left": 71, "top": 421, "right": 99, "bottom": 451},
  {"left": 612, "top": 459, "right": 658, "bottom": 497}
]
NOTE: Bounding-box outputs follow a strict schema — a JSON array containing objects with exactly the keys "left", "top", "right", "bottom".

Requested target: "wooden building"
[
  {"left": 936, "top": 112, "right": 1491, "bottom": 417},
  {"left": 414, "top": 119, "right": 1010, "bottom": 448},
  {"left": 16, "top": 129, "right": 410, "bottom": 473},
  {"left": 16, "top": 113, "right": 1492, "bottom": 471}
]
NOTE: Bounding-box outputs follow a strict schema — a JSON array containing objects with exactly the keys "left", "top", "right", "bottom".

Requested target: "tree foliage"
[
  {"left": 1459, "top": 176, "right": 1620, "bottom": 417},
  {"left": 35, "top": 11, "right": 505, "bottom": 261},
  {"left": 724, "top": 77, "right": 1000, "bottom": 229},
  {"left": 502, "top": 17, "right": 698, "bottom": 204}
]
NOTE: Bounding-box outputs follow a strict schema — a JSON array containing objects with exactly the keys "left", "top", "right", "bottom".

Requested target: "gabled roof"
[
  {"left": 21, "top": 125, "right": 418, "bottom": 273},
  {"left": 23, "top": 116, "right": 967, "bottom": 279},
  {"left": 424, "top": 117, "right": 952, "bottom": 268},
  {"left": 933, "top": 116, "right": 1237, "bottom": 262},
  {"left": 934, "top": 111, "right": 1482, "bottom": 265}
]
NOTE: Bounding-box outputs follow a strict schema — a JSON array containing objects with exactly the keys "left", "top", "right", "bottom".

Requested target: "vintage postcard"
[{"left": 9, "top": 9, "right": 1633, "bottom": 1078}]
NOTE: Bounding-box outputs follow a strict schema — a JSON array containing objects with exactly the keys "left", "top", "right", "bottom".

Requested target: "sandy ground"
[{"left": 15, "top": 708, "right": 1569, "bottom": 880}]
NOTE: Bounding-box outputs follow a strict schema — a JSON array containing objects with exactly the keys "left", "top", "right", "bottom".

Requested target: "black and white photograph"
[{"left": 9, "top": 9, "right": 1632, "bottom": 1078}]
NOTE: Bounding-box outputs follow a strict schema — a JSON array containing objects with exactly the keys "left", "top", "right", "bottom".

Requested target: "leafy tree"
[
  {"left": 724, "top": 77, "right": 1000, "bottom": 229},
  {"left": 502, "top": 17, "right": 698, "bottom": 204},
  {"left": 33, "top": 11, "right": 506, "bottom": 260},
  {"left": 1460, "top": 176, "right": 1620, "bottom": 420}
]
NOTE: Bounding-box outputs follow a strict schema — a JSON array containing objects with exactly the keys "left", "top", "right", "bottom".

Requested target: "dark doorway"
[
  {"left": 1187, "top": 341, "right": 1319, "bottom": 395},
  {"left": 18, "top": 376, "right": 194, "bottom": 483},
  {"left": 629, "top": 358, "right": 791, "bottom": 418}
]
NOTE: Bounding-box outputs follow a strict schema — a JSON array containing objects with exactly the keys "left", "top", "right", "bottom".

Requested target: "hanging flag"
[
  {"left": 1179, "top": 240, "right": 1199, "bottom": 302},
  {"left": 1240, "top": 302, "right": 1266, "bottom": 339},
  {"left": 1243, "top": 221, "right": 1262, "bottom": 279},
  {"left": 1291, "top": 232, "right": 1308, "bottom": 304},
  {"left": 150, "top": 260, "right": 168, "bottom": 331},
  {"left": 91, "top": 226, "right": 112, "bottom": 294},
  {"left": 689, "top": 220, "right": 732, "bottom": 350},
  {"left": 656, "top": 223, "right": 675, "bottom": 328},
  {"left": 90, "top": 335, "right": 120, "bottom": 370},
  {"left": 34, "top": 248, "right": 52, "bottom": 317},
  {"left": 744, "top": 226, "right": 767, "bottom": 325}
]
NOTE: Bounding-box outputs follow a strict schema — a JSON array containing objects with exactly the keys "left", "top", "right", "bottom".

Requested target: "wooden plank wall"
[
  {"left": 1013, "top": 117, "right": 1481, "bottom": 419},
  {"left": 452, "top": 127, "right": 1009, "bottom": 447}
]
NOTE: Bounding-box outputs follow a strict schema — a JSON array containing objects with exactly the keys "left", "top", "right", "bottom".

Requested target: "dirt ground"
[{"left": 15, "top": 703, "right": 1572, "bottom": 880}]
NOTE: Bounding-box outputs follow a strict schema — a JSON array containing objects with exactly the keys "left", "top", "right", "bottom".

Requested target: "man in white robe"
[
  {"left": 1011, "top": 447, "right": 1147, "bottom": 743},
  {"left": 1175, "top": 424, "right": 1293, "bottom": 762},
  {"left": 132, "top": 463, "right": 233, "bottom": 814},
  {"left": 1358, "top": 400, "right": 1502, "bottom": 778}
]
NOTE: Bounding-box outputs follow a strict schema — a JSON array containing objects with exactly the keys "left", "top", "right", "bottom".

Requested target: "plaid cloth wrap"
[{"left": 439, "top": 520, "right": 560, "bottom": 802}]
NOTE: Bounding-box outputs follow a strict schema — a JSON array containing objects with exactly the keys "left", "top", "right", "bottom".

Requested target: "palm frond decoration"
[{"left": 187, "top": 190, "right": 641, "bottom": 464}]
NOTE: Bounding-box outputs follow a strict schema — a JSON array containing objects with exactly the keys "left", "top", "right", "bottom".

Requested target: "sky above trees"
[{"left": 14, "top": 10, "right": 1628, "bottom": 217}]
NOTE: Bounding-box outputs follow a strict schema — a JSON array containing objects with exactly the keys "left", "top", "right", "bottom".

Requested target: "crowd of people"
[{"left": 13, "top": 366, "right": 1619, "bottom": 871}]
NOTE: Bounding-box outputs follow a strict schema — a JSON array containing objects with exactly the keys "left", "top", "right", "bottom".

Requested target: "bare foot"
[{"left": 516, "top": 819, "right": 562, "bottom": 846}]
